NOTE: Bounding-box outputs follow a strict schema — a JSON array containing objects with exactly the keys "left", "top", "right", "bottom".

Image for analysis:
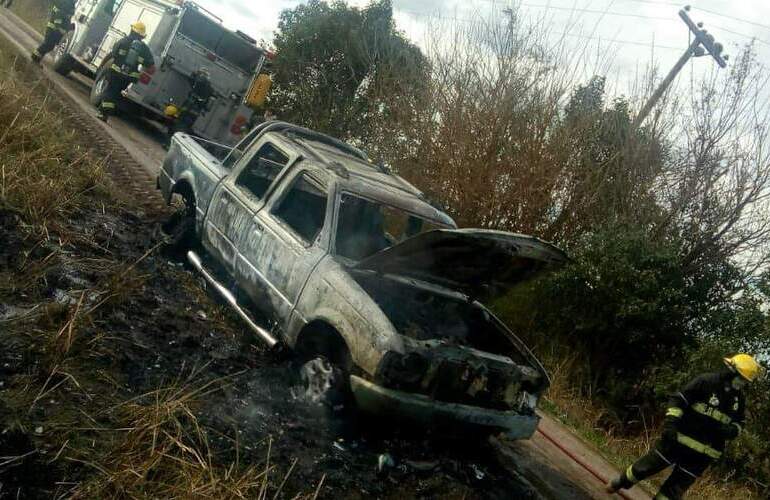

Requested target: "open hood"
[{"left": 353, "top": 229, "right": 568, "bottom": 301}]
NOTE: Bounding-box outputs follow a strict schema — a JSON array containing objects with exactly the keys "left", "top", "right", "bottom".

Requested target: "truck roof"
[{"left": 256, "top": 122, "right": 456, "bottom": 227}]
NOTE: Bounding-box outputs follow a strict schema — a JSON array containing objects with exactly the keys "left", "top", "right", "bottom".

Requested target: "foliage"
[
  {"left": 499, "top": 226, "right": 740, "bottom": 411},
  {"left": 270, "top": 0, "right": 428, "bottom": 141},
  {"left": 498, "top": 227, "right": 769, "bottom": 493}
]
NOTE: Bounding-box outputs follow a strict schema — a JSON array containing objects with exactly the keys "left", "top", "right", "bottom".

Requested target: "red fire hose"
[{"left": 536, "top": 427, "right": 636, "bottom": 500}]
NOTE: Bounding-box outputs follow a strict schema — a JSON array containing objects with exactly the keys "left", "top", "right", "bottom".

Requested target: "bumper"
[{"left": 350, "top": 375, "right": 539, "bottom": 440}]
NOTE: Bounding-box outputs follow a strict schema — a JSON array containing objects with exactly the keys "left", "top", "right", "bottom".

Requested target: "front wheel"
[{"left": 298, "top": 356, "right": 350, "bottom": 409}]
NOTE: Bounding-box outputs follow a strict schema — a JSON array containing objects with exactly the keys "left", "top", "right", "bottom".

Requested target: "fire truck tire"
[
  {"left": 53, "top": 53, "right": 76, "bottom": 76},
  {"left": 52, "top": 34, "right": 75, "bottom": 76},
  {"left": 90, "top": 64, "right": 110, "bottom": 106}
]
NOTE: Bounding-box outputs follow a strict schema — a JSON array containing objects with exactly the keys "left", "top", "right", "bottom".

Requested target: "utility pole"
[{"left": 632, "top": 5, "right": 728, "bottom": 130}]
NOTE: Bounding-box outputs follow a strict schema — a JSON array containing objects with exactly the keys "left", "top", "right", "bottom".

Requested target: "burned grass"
[{"left": 0, "top": 41, "right": 299, "bottom": 499}]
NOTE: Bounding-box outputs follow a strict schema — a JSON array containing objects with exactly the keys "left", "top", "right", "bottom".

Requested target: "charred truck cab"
[
  {"left": 54, "top": 0, "right": 270, "bottom": 145},
  {"left": 158, "top": 122, "right": 567, "bottom": 439}
]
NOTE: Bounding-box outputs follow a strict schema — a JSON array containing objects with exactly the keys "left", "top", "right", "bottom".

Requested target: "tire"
[
  {"left": 162, "top": 210, "right": 196, "bottom": 258},
  {"left": 90, "top": 63, "right": 110, "bottom": 106},
  {"left": 298, "top": 356, "right": 350, "bottom": 409},
  {"left": 52, "top": 35, "right": 75, "bottom": 76}
]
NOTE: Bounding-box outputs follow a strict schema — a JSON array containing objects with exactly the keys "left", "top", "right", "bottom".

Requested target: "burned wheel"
[{"left": 298, "top": 356, "right": 350, "bottom": 409}]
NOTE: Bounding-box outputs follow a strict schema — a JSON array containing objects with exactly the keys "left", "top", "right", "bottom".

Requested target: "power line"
[
  {"left": 587, "top": 0, "right": 770, "bottom": 32},
  {"left": 480, "top": 0, "right": 770, "bottom": 32},
  {"left": 694, "top": 6, "right": 770, "bottom": 33},
  {"left": 517, "top": 2, "right": 675, "bottom": 22},
  {"left": 554, "top": 30, "right": 681, "bottom": 50},
  {"left": 609, "top": 0, "right": 770, "bottom": 33},
  {"left": 475, "top": 0, "right": 770, "bottom": 46},
  {"left": 398, "top": 8, "right": 682, "bottom": 50},
  {"left": 710, "top": 24, "right": 770, "bottom": 47}
]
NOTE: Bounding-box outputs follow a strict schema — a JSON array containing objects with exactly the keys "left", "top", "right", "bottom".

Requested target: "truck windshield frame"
[
  {"left": 178, "top": 8, "right": 262, "bottom": 74},
  {"left": 335, "top": 192, "right": 447, "bottom": 261}
]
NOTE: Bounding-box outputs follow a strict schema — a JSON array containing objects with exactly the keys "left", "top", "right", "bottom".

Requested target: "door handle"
[{"left": 254, "top": 222, "right": 264, "bottom": 233}]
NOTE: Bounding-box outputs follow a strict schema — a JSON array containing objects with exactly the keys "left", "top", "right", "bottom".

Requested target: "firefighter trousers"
[
  {"left": 619, "top": 439, "right": 712, "bottom": 499},
  {"left": 33, "top": 28, "right": 64, "bottom": 60},
  {"left": 100, "top": 70, "right": 132, "bottom": 116}
]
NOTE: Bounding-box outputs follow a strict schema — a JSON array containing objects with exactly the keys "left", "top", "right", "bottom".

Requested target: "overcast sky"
[{"left": 196, "top": 0, "right": 770, "bottom": 94}]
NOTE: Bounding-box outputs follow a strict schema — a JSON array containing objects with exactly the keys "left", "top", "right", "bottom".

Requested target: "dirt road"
[{"left": 0, "top": 8, "right": 650, "bottom": 499}]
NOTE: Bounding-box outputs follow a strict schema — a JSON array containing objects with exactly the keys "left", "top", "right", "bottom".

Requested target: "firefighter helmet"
[
  {"left": 724, "top": 354, "right": 762, "bottom": 382},
  {"left": 164, "top": 104, "right": 180, "bottom": 118},
  {"left": 131, "top": 21, "right": 147, "bottom": 37}
]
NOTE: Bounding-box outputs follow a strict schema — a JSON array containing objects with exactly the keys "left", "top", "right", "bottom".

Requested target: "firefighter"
[
  {"left": 606, "top": 354, "right": 762, "bottom": 500},
  {"left": 31, "top": 0, "right": 76, "bottom": 63},
  {"left": 167, "top": 68, "right": 216, "bottom": 139},
  {"left": 96, "top": 21, "right": 155, "bottom": 122}
]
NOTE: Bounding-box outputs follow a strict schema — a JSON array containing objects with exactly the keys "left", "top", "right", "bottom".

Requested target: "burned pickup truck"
[{"left": 158, "top": 121, "right": 567, "bottom": 439}]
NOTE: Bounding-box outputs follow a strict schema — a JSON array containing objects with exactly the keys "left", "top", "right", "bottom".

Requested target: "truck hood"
[{"left": 353, "top": 229, "right": 568, "bottom": 301}]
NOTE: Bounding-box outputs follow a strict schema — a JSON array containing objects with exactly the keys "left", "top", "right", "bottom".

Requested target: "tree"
[
  {"left": 551, "top": 76, "right": 667, "bottom": 240},
  {"left": 270, "top": 0, "right": 428, "bottom": 141}
]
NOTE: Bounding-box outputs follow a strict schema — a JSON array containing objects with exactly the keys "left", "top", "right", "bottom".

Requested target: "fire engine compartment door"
[
  {"left": 245, "top": 73, "right": 271, "bottom": 109},
  {"left": 93, "top": 0, "right": 166, "bottom": 69}
]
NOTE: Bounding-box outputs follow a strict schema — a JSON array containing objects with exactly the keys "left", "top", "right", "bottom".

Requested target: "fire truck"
[{"left": 53, "top": 0, "right": 271, "bottom": 145}]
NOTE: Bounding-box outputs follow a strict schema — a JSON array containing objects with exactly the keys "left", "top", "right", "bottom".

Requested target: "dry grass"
[
  {"left": 542, "top": 354, "right": 760, "bottom": 499},
  {"left": 7, "top": 0, "right": 49, "bottom": 33},
  {"left": 69, "top": 371, "right": 310, "bottom": 500},
  {"left": 0, "top": 37, "right": 312, "bottom": 498},
  {"left": 0, "top": 55, "right": 108, "bottom": 228}
]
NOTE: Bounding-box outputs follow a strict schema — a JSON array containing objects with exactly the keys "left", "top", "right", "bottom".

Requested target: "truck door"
[
  {"left": 248, "top": 168, "right": 330, "bottom": 324},
  {"left": 202, "top": 141, "right": 290, "bottom": 278}
]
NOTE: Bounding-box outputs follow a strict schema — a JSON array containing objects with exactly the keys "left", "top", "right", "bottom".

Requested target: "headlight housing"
[{"left": 375, "top": 351, "right": 429, "bottom": 391}]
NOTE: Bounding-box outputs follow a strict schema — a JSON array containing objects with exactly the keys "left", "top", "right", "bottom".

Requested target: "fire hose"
[{"left": 535, "top": 427, "right": 636, "bottom": 500}]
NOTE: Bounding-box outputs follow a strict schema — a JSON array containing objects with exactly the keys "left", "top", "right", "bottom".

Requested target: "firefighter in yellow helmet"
[
  {"left": 607, "top": 354, "right": 762, "bottom": 499},
  {"left": 96, "top": 21, "right": 155, "bottom": 122}
]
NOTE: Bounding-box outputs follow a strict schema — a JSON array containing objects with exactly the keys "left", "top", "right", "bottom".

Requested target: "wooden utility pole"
[{"left": 632, "top": 5, "right": 728, "bottom": 130}]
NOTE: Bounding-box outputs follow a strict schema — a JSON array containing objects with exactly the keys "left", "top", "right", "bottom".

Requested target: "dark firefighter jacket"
[
  {"left": 184, "top": 71, "right": 215, "bottom": 114},
  {"left": 48, "top": 0, "right": 76, "bottom": 34},
  {"left": 665, "top": 370, "right": 745, "bottom": 460},
  {"left": 110, "top": 32, "right": 155, "bottom": 80}
]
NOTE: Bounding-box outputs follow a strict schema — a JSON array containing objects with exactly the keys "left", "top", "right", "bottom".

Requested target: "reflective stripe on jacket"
[
  {"left": 48, "top": 0, "right": 75, "bottom": 33},
  {"left": 109, "top": 33, "right": 154, "bottom": 80},
  {"left": 666, "top": 371, "right": 745, "bottom": 457}
]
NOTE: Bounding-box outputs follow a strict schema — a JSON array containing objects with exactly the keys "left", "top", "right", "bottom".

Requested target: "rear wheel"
[
  {"left": 90, "top": 63, "right": 110, "bottom": 106},
  {"left": 52, "top": 35, "right": 75, "bottom": 76}
]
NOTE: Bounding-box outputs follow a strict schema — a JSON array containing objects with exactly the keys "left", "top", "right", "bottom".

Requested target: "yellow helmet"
[
  {"left": 724, "top": 354, "right": 762, "bottom": 382},
  {"left": 164, "top": 104, "right": 180, "bottom": 118},
  {"left": 131, "top": 21, "right": 147, "bottom": 37}
]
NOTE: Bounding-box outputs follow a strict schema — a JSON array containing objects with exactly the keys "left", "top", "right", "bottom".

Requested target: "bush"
[{"left": 498, "top": 226, "right": 748, "bottom": 417}]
